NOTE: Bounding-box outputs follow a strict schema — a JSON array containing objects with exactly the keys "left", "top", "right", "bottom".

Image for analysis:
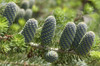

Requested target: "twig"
[
  {"left": 0, "top": 60, "right": 38, "bottom": 66},
  {"left": 29, "top": 42, "right": 76, "bottom": 54},
  {"left": 0, "top": 35, "right": 13, "bottom": 41}
]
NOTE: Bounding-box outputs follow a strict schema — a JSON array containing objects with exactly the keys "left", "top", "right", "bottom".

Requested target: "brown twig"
[{"left": 0, "top": 35, "right": 13, "bottom": 41}]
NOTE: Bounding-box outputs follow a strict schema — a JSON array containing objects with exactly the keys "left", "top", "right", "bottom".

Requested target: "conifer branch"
[{"left": 29, "top": 42, "right": 76, "bottom": 54}]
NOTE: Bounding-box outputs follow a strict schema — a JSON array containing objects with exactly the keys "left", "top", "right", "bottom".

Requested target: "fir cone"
[
  {"left": 71, "top": 22, "right": 87, "bottom": 50},
  {"left": 41, "top": 16, "right": 56, "bottom": 46},
  {"left": 45, "top": 51, "right": 58, "bottom": 63},
  {"left": 75, "top": 31, "right": 95, "bottom": 55},
  {"left": 21, "top": 18, "right": 38, "bottom": 43},
  {"left": 3, "top": 2, "right": 17, "bottom": 26},
  {"left": 59, "top": 22, "right": 76, "bottom": 50}
]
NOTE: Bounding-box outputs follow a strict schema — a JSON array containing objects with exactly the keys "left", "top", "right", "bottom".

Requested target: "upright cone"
[
  {"left": 24, "top": 9, "right": 32, "bottom": 21},
  {"left": 71, "top": 22, "right": 87, "bottom": 50},
  {"left": 21, "top": 1, "right": 29, "bottom": 10},
  {"left": 21, "top": 18, "right": 38, "bottom": 43},
  {"left": 41, "top": 16, "right": 56, "bottom": 46},
  {"left": 75, "top": 31, "right": 95, "bottom": 56},
  {"left": 3, "top": 2, "right": 17, "bottom": 26},
  {"left": 45, "top": 51, "right": 58, "bottom": 63},
  {"left": 15, "top": 8, "right": 25, "bottom": 22},
  {"left": 59, "top": 22, "right": 76, "bottom": 50}
]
